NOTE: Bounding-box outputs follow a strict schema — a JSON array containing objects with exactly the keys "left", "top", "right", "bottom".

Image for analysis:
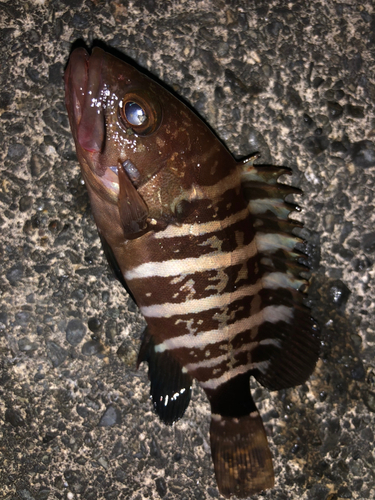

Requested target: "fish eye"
[
  {"left": 119, "top": 90, "right": 162, "bottom": 135},
  {"left": 124, "top": 102, "right": 147, "bottom": 126}
]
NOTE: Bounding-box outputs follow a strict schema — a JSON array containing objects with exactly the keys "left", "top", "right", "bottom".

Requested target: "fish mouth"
[
  {"left": 65, "top": 47, "right": 123, "bottom": 196},
  {"left": 65, "top": 48, "right": 145, "bottom": 201}
]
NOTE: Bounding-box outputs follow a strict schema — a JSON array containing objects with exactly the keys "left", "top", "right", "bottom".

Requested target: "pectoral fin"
[{"left": 118, "top": 162, "right": 149, "bottom": 238}]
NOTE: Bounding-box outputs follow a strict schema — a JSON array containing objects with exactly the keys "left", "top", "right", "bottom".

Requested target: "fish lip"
[
  {"left": 77, "top": 47, "right": 106, "bottom": 154},
  {"left": 64, "top": 47, "right": 89, "bottom": 128}
]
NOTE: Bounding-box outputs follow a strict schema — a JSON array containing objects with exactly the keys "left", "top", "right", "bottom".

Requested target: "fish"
[{"left": 64, "top": 46, "right": 320, "bottom": 498}]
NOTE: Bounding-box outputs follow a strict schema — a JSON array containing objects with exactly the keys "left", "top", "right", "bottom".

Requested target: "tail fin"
[{"left": 210, "top": 412, "right": 274, "bottom": 498}]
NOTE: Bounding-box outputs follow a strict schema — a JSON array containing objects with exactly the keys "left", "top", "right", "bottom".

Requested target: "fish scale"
[{"left": 65, "top": 45, "right": 320, "bottom": 498}]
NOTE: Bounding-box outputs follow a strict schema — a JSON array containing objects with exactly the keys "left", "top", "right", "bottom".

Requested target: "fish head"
[{"left": 65, "top": 47, "right": 229, "bottom": 236}]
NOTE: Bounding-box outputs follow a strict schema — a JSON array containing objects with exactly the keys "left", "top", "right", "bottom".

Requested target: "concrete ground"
[{"left": 1, "top": 1, "right": 375, "bottom": 499}]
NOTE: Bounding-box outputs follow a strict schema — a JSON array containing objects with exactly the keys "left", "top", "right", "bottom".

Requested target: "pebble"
[
  {"left": 303, "top": 135, "right": 329, "bottom": 155},
  {"left": 5, "top": 407, "right": 25, "bottom": 427},
  {"left": 365, "top": 392, "right": 375, "bottom": 413},
  {"left": 65, "top": 319, "right": 86, "bottom": 346},
  {"left": 63, "top": 469, "right": 86, "bottom": 494},
  {"left": 72, "top": 13, "right": 89, "bottom": 29},
  {"left": 6, "top": 263, "right": 24, "bottom": 286},
  {"left": 15, "top": 311, "right": 31, "bottom": 326},
  {"left": 88, "top": 317, "right": 102, "bottom": 333},
  {"left": 48, "top": 62, "right": 63, "bottom": 86},
  {"left": 115, "top": 468, "right": 126, "bottom": 483},
  {"left": 150, "top": 436, "right": 161, "bottom": 458},
  {"left": 362, "top": 232, "right": 375, "bottom": 253},
  {"left": 200, "top": 49, "right": 221, "bottom": 78},
  {"left": 266, "top": 20, "right": 284, "bottom": 37},
  {"left": 327, "top": 280, "right": 351, "bottom": 308},
  {"left": 337, "top": 486, "right": 352, "bottom": 499},
  {"left": 18, "top": 337, "right": 38, "bottom": 352},
  {"left": 19, "top": 195, "right": 34, "bottom": 212},
  {"left": 346, "top": 104, "right": 364, "bottom": 118},
  {"left": 303, "top": 113, "right": 314, "bottom": 128},
  {"left": 312, "top": 77, "right": 324, "bottom": 88},
  {"left": 105, "top": 320, "right": 117, "bottom": 342},
  {"left": 81, "top": 340, "right": 103, "bottom": 356},
  {"left": 0, "top": 312, "right": 7, "bottom": 330},
  {"left": 351, "top": 363, "right": 366, "bottom": 381},
  {"left": 351, "top": 140, "right": 375, "bottom": 168},
  {"left": 7, "top": 142, "right": 26, "bottom": 161},
  {"left": 155, "top": 477, "right": 167, "bottom": 497},
  {"left": 98, "top": 405, "right": 122, "bottom": 427},
  {"left": 46, "top": 341, "right": 66, "bottom": 368},
  {"left": 30, "top": 153, "right": 49, "bottom": 177},
  {"left": 76, "top": 405, "right": 89, "bottom": 418},
  {"left": 327, "top": 101, "right": 343, "bottom": 120}
]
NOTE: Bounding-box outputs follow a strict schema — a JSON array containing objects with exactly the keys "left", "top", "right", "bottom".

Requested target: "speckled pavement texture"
[{"left": 1, "top": 1, "right": 375, "bottom": 499}]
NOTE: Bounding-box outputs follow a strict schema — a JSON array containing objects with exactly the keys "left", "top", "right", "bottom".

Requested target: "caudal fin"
[{"left": 210, "top": 411, "right": 274, "bottom": 498}]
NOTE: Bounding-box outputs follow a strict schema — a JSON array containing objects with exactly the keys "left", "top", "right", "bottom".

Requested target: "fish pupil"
[{"left": 124, "top": 101, "right": 147, "bottom": 126}]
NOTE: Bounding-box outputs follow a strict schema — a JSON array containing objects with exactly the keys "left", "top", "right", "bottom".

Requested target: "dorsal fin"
[{"left": 239, "top": 158, "right": 320, "bottom": 390}]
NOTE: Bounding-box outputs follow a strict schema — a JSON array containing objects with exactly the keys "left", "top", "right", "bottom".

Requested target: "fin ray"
[
  {"left": 138, "top": 329, "right": 192, "bottom": 425},
  {"left": 238, "top": 161, "right": 320, "bottom": 390},
  {"left": 210, "top": 412, "right": 274, "bottom": 498},
  {"left": 252, "top": 290, "right": 320, "bottom": 390}
]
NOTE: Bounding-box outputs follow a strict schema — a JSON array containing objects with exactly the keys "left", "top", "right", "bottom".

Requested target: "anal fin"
[
  {"left": 137, "top": 329, "right": 192, "bottom": 425},
  {"left": 210, "top": 412, "right": 274, "bottom": 498}
]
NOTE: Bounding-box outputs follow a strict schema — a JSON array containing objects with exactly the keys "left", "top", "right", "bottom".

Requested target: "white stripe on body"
[
  {"left": 140, "top": 282, "right": 263, "bottom": 318},
  {"left": 154, "top": 207, "right": 249, "bottom": 239},
  {"left": 183, "top": 341, "right": 259, "bottom": 372},
  {"left": 200, "top": 359, "right": 271, "bottom": 390},
  {"left": 124, "top": 239, "right": 257, "bottom": 281},
  {"left": 140, "top": 271, "right": 301, "bottom": 318},
  {"left": 169, "top": 169, "right": 241, "bottom": 214},
  {"left": 155, "top": 305, "right": 293, "bottom": 352}
]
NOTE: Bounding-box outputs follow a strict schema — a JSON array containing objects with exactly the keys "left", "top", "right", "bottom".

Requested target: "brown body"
[{"left": 65, "top": 47, "right": 319, "bottom": 497}]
